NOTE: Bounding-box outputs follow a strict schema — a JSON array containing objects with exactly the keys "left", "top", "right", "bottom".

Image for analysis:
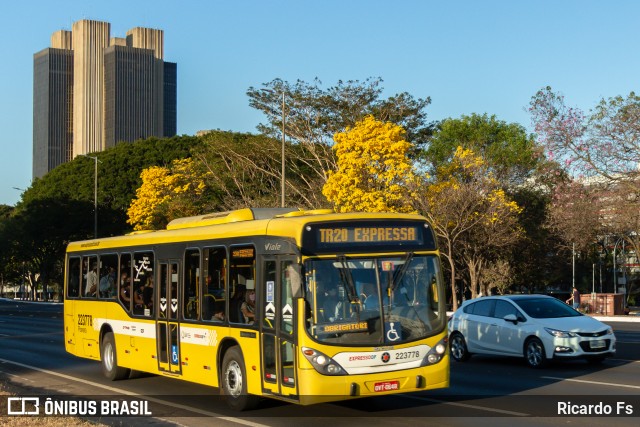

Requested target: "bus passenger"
[
  {"left": 360, "top": 282, "right": 375, "bottom": 302},
  {"left": 241, "top": 289, "right": 256, "bottom": 324},
  {"left": 119, "top": 278, "right": 131, "bottom": 307},
  {"left": 85, "top": 263, "right": 98, "bottom": 297},
  {"left": 321, "top": 282, "right": 341, "bottom": 322},
  {"left": 133, "top": 283, "right": 145, "bottom": 314},
  {"left": 230, "top": 285, "right": 246, "bottom": 322},
  {"left": 363, "top": 283, "right": 388, "bottom": 310},
  {"left": 99, "top": 266, "right": 116, "bottom": 298},
  {"left": 142, "top": 277, "right": 154, "bottom": 310}
]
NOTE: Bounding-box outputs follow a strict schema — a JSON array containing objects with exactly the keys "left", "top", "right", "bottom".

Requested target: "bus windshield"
[{"left": 304, "top": 255, "right": 442, "bottom": 346}]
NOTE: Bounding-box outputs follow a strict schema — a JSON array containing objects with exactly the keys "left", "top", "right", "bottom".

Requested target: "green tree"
[
  {"left": 413, "top": 147, "right": 522, "bottom": 310},
  {"left": 248, "top": 77, "right": 432, "bottom": 147},
  {"left": 20, "top": 135, "right": 199, "bottom": 236},
  {"left": 0, "top": 198, "right": 94, "bottom": 300},
  {"left": 1, "top": 136, "right": 199, "bottom": 299},
  {"left": 247, "top": 78, "right": 432, "bottom": 196},
  {"left": 127, "top": 158, "right": 213, "bottom": 230},
  {"left": 531, "top": 87, "right": 640, "bottom": 297},
  {"left": 508, "top": 187, "right": 562, "bottom": 293},
  {"left": 425, "top": 113, "right": 542, "bottom": 187},
  {"left": 193, "top": 130, "right": 329, "bottom": 209},
  {"left": 530, "top": 87, "right": 640, "bottom": 185},
  {"left": 323, "top": 116, "right": 417, "bottom": 213}
]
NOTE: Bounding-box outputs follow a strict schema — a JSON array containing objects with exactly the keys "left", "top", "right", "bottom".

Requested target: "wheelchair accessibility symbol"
[
  {"left": 171, "top": 345, "right": 179, "bottom": 365},
  {"left": 385, "top": 322, "right": 401, "bottom": 342}
]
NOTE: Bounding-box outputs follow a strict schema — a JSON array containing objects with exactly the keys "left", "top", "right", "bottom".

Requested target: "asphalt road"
[{"left": 1, "top": 298, "right": 639, "bottom": 426}]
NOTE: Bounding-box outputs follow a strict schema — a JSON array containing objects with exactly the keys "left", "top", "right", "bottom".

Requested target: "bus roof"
[{"left": 66, "top": 208, "right": 428, "bottom": 253}]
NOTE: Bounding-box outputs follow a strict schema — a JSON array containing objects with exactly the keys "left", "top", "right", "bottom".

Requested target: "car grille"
[
  {"left": 577, "top": 330, "right": 608, "bottom": 338},
  {"left": 579, "top": 339, "right": 611, "bottom": 352}
]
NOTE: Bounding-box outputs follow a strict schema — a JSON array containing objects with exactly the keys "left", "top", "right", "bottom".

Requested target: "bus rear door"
[{"left": 156, "top": 260, "right": 182, "bottom": 374}]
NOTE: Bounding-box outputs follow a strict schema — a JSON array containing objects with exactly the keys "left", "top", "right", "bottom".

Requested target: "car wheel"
[
  {"left": 221, "top": 346, "right": 260, "bottom": 411},
  {"left": 101, "top": 332, "right": 130, "bottom": 380},
  {"left": 524, "top": 337, "right": 548, "bottom": 369},
  {"left": 450, "top": 332, "right": 471, "bottom": 362}
]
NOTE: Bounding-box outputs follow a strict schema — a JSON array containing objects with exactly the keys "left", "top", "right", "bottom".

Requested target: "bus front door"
[
  {"left": 156, "top": 261, "right": 182, "bottom": 374},
  {"left": 260, "top": 257, "right": 298, "bottom": 400}
]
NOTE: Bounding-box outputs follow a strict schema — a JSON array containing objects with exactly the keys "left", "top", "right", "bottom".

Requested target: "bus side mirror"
[{"left": 288, "top": 265, "right": 302, "bottom": 298}]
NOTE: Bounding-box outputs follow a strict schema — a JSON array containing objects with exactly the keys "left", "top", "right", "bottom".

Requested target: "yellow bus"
[{"left": 64, "top": 208, "right": 449, "bottom": 410}]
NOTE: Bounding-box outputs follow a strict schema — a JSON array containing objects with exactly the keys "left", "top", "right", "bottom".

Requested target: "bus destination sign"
[
  {"left": 318, "top": 226, "right": 419, "bottom": 244},
  {"left": 302, "top": 220, "right": 436, "bottom": 254}
]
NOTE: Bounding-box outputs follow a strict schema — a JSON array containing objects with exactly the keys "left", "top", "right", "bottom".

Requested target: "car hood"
[{"left": 531, "top": 315, "right": 609, "bottom": 332}]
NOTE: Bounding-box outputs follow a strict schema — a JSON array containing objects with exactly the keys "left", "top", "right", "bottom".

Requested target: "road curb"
[{"left": 592, "top": 315, "right": 640, "bottom": 323}]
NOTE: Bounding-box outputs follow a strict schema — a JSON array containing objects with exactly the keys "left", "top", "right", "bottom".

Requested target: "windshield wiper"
[
  {"left": 391, "top": 252, "right": 414, "bottom": 292},
  {"left": 337, "top": 255, "right": 360, "bottom": 305}
]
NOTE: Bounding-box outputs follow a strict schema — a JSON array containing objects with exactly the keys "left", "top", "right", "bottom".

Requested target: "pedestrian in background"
[{"left": 566, "top": 286, "right": 581, "bottom": 310}]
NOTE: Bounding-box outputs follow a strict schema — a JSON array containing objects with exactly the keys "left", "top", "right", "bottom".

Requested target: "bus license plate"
[
  {"left": 590, "top": 339, "right": 606, "bottom": 349},
  {"left": 374, "top": 381, "right": 399, "bottom": 392}
]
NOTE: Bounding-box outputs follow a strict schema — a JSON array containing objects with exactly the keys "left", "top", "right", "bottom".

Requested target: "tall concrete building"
[{"left": 33, "top": 19, "right": 177, "bottom": 179}]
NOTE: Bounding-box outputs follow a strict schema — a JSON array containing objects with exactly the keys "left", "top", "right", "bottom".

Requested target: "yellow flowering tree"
[
  {"left": 127, "top": 158, "right": 211, "bottom": 230},
  {"left": 323, "top": 115, "right": 416, "bottom": 213},
  {"left": 413, "top": 147, "right": 522, "bottom": 309}
]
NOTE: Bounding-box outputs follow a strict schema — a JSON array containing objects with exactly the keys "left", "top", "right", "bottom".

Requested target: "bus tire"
[
  {"left": 221, "top": 346, "right": 259, "bottom": 411},
  {"left": 101, "top": 332, "right": 130, "bottom": 381}
]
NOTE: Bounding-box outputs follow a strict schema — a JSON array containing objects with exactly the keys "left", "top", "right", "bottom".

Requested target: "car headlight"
[
  {"left": 544, "top": 327, "right": 578, "bottom": 338},
  {"left": 606, "top": 328, "right": 614, "bottom": 336}
]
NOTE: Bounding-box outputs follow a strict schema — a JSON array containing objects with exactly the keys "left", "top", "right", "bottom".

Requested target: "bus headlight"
[
  {"left": 301, "top": 347, "right": 346, "bottom": 376},
  {"left": 421, "top": 337, "right": 448, "bottom": 366}
]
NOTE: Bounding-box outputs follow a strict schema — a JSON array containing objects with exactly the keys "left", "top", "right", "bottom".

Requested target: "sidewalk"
[{"left": 592, "top": 306, "right": 640, "bottom": 323}]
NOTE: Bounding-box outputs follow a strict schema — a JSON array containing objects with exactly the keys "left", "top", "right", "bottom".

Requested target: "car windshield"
[
  {"left": 513, "top": 297, "right": 582, "bottom": 319},
  {"left": 304, "top": 255, "right": 444, "bottom": 346}
]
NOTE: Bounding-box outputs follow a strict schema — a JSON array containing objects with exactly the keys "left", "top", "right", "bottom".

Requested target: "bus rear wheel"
[
  {"left": 101, "top": 332, "right": 130, "bottom": 381},
  {"left": 221, "top": 346, "right": 259, "bottom": 411}
]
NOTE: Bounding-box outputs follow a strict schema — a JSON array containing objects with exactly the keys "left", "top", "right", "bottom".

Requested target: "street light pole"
[
  {"left": 281, "top": 92, "right": 286, "bottom": 208},
  {"left": 613, "top": 236, "right": 627, "bottom": 307},
  {"left": 81, "top": 155, "right": 100, "bottom": 238},
  {"left": 572, "top": 242, "right": 575, "bottom": 289}
]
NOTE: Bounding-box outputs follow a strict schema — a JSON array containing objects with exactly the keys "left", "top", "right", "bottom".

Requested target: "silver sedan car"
[{"left": 448, "top": 294, "right": 616, "bottom": 368}]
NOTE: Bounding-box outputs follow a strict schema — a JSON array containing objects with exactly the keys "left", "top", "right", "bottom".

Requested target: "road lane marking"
[
  {"left": 0, "top": 369, "right": 34, "bottom": 382},
  {"left": 543, "top": 376, "right": 640, "bottom": 390},
  {"left": 0, "top": 331, "right": 63, "bottom": 339},
  {"left": 0, "top": 357, "right": 268, "bottom": 426},
  {"left": 398, "top": 394, "right": 529, "bottom": 416}
]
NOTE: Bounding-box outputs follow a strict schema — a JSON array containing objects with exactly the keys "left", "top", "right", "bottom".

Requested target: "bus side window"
[
  {"left": 67, "top": 257, "right": 81, "bottom": 298},
  {"left": 229, "top": 245, "right": 255, "bottom": 324},
  {"left": 184, "top": 249, "right": 200, "bottom": 320},
  {"left": 119, "top": 253, "right": 132, "bottom": 312},
  {"left": 133, "top": 252, "right": 153, "bottom": 316},
  {"left": 83, "top": 256, "right": 98, "bottom": 298},
  {"left": 203, "top": 247, "right": 227, "bottom": 322},
  {"left": 99, "top": 254, "right": 118, "bottom": 299}
]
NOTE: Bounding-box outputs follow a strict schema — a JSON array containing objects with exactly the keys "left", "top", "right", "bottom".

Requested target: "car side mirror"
[{"left": 503, "top": 313, "right": 518, "bottom": 324}]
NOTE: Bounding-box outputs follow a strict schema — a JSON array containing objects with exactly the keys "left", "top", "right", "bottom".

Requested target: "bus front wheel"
[
  {"left": 221, "top": 346, "right": 259, "bottom": 411},
  {"left": 101, "top": 332, "right": 130, "bottom": 381}
]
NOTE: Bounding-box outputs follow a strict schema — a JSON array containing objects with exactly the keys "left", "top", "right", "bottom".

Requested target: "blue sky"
[{"left": 1, "top": 0, "right": 639, "bottom": 206}]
